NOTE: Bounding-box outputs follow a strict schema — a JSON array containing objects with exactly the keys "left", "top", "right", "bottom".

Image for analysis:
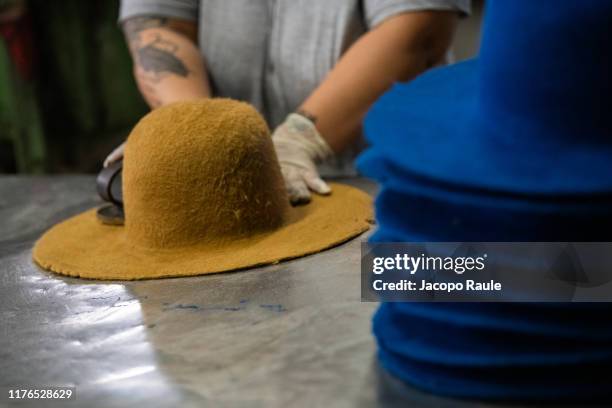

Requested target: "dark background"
[{"left": 0, "top": 0, "right": 147, "bottom": 174}]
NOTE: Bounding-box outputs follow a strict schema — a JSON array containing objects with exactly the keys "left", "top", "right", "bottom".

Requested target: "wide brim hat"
[
  {"left": 360, "top": 1, "right": 612, "bottom": 196},
  {"left": 33, "top": 99, "right": 372, "bottom": 280}
]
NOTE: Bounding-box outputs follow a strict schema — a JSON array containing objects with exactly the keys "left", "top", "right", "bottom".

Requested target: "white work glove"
[
  {"left": 272, "top": 113, "right": 333, "bottom": 205},
  {"left": 103, "top": 142, "right": 125, "bottom": 167}
]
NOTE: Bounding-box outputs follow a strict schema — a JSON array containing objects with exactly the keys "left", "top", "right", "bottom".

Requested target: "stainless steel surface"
[
  {"left": 0, "top": 176, "right": 562, "bottom": 408},
  {"left": 1, "top": 176, "right": 375, "bottom": 408}
]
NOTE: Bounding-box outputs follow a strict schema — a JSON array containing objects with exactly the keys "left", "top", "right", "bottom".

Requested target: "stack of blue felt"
[
  {"left": 355, "top": 163, "right": 612, "bottom": 399},
  {"left": 357, "top": 0, "right": 612, "bottom": 400}
]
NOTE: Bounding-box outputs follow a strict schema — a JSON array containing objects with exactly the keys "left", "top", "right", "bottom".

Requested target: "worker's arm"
[
  {"left": 104, "top": 16, "right": 211, "bottom": 166},
  {"left": 273, "top": 10, "right": 459, "bottom": 203},
  {"left": 300, "top": 10, "right": 458, "bottom": 152},
  {"left": 123, "top": 16, "right": 211, "bottom": 108}
]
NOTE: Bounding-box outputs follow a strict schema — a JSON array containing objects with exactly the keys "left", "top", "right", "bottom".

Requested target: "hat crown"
[
  {"left": 478, "top": 0, "right": 612, "bottom": 137},
  {"left": 122, "top": 99, "right": 289, "bottom": 249}
]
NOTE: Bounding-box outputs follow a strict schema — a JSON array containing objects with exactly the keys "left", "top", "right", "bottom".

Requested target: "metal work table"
[{"left": 0, "top": 177, "right": 570, "bottom": 408}]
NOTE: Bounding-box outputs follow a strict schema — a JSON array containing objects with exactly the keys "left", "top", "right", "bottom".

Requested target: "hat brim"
[
  {"left": 361, "top": 59, "right": 612, "bottom": 195},
  {"left": 33, "top": 183, "right": 372, "bottom": 280}
]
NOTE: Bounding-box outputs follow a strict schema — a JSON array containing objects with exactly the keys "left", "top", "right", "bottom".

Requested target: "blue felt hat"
[
  {"left": 360, "top": 0, "right": 612, "bottom": 195},
  {"left": 358, "top": 0, "right": 612, "bottom": 401}
]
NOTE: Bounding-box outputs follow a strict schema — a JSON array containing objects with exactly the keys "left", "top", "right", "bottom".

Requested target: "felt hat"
[
  {"left": 360, "top": 0, "right": 612, "bottom": 195},
  {"left": 357, "top": 0, "right": 612, "bottom": 401},
  {"left": 33, "top": 99, "right": 372, "bottom": 280}
]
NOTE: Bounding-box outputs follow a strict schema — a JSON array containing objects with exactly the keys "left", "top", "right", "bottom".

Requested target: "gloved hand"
[
  {"left": 103, "top": 142, "right": 125, "bottom": 168},
  {"left": 272, "top": 113, "right": 333, "bottom": 204}
]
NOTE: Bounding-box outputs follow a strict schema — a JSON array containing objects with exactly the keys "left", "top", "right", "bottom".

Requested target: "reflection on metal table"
[{"left": 0, "top": 176, "right": 571, "bottom": 408}]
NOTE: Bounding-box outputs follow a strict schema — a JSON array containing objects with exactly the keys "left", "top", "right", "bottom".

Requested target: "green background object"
[
  {"left": 0, "top": 33, "right": 46, "bottom": 173},
  {"left": 0, "top": 0, "right": 148, "bottom": 173}
]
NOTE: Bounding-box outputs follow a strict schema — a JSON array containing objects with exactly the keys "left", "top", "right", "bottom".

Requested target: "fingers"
[
  {"left": 281, "top": 166, "right": 332, "bottom": 205},
  {"left": 303, "top": 172, "right": 331, "bottom": 195},
  {"left": 103, "top": 143, "right": 125, "bottom": 168},
  {"left": 287, "top": 180, "right": 312, "bottom": 205},
  {"left": 282, "top": 166, "right": 311, "bottom": 204}
]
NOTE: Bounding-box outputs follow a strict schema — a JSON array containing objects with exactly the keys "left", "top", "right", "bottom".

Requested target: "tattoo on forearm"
[
  {"left": 296, "top": 109, "right": 318, "bottom": 124},
  {"left": 136, "top": 34, "right": 189, "bottom": 78},
  {"left": 124, "top": 17, "right": 190, "bottom": 81}
]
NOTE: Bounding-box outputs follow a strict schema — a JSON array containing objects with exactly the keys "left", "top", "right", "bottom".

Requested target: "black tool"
[{"left": 96, "top": 160, "right": 124, "bottom": 225}]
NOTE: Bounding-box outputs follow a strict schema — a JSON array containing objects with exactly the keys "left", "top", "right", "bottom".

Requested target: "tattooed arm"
[
  {"left": 103, "top": 16, "right": 211, "bottom": 166},
  {"left": 123, "top": 16, "right": 211, "bottom": 109}
]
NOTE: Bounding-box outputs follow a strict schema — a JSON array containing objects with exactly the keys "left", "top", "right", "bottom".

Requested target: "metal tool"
[{"left": 96, "top": 160, "right": 124, "bottom": 225}]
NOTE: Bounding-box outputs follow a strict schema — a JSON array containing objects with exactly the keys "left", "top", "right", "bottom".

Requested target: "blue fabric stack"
[{"left": 358, "top": 0, "right": 612, "bottom": 401}]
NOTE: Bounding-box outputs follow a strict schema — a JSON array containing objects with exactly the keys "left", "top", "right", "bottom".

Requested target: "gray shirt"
[{"left": 120, "top": 0, "right": 470, "bottom": 175}]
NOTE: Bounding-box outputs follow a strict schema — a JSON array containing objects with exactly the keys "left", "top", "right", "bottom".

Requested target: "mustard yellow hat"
[{"left": 33, "top": 99, "right": 372, "bottom": 280}]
